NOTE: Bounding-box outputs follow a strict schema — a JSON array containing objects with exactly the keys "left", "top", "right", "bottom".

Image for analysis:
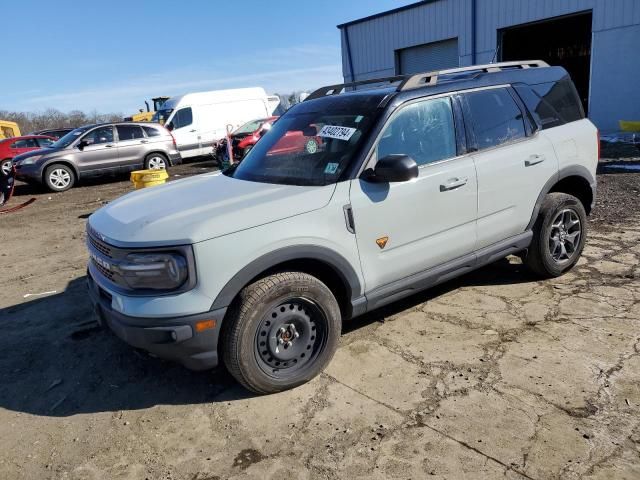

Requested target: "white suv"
[{"left": 87, "top": 61, "right": 598, "bottom": 394}]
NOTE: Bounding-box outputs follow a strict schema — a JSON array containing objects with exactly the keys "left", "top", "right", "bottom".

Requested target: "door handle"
[
  {"left": 140, "top": 139, "right": 149, "bottom": 144},
  {"left": 440, "top": 177, "right": 468, "bottom": 192},
  {"left": 525, "top": 154, "right": 545, "bottom": 167},
  {"left": 189, "top": 129, "right": 197, "bottom": 133},
  {"left": 105, "top": 144, "right": 114, "bottom": 148}
]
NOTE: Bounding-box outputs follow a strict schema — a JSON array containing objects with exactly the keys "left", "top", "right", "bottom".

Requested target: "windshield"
[
  {"left": 152, "top": 108, "right": 173, "bottom": 125},
  {"left": 234, "top": 119, "right": 268, "bottom": 135},
  {"left": 51, "top": 126, "right": 91, "bottom": 148},
  {"left": 228, "top": 110, "right": 375, "bottom": 186}
]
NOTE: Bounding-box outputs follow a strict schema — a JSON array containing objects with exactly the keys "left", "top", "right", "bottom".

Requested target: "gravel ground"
[
  {"left": 0, "top": 159, "right": 639, "bottom": 480},
  {"left": 591, "top": 170, "right": 640, "bottom": 226}
]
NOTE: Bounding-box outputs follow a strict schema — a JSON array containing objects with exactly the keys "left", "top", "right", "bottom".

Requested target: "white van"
[{"left": 153, "top": 87, "right": 281, "bottom": 159}]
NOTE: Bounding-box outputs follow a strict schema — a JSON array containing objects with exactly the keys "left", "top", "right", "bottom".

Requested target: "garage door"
[{"left": 398, "top": 38, "right": 459, "bottom": 75}]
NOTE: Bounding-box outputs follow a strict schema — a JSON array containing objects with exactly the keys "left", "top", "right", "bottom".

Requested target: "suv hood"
[
  {"left": 89, "top": 172, "right": 336, "bottom": 246},
  {"left": 14, "top": 147, "right": 63, "bottom": 162}
]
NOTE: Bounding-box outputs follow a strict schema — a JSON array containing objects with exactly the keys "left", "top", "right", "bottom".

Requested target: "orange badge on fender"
[{"left": 376, "top": 236, "right": 389, "bottom": 249}]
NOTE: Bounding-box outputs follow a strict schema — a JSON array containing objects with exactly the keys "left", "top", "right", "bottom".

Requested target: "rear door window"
[
  {"left": 377, "top": 97, "right": 457, "bottom": 166},
  {"left": 465, "top": 88, "right": 526, "bottom": 150},
  {"left": 116, "top": 125, "right": 145, "bottom": 141}
]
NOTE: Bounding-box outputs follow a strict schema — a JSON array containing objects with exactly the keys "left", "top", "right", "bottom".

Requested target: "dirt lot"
[{"left": 1, "top": 160, "right": 639, "bottom": 480}]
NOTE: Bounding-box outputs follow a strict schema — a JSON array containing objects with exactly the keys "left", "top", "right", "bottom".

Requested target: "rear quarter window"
[
  {"left": 143, "top": 126, "right": 161, "bottom": 137},
  {"left": 514, "top": 78, "right": 584, "bottom": 130}
]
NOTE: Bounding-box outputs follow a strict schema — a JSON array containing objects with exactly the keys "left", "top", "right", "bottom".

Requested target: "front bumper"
[
  {"left": 87, "top": 271, "right": 226, "bottom": 371},
  {"left": 15, "top": 162, "right": 43, "bottom": 182}
]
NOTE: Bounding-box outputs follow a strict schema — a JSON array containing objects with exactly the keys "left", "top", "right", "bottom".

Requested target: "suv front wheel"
[
  {"left": 44, "top": 164, "right": 75, "bottom": 192},
  {"left": 222, "top": 272, "right": 341, "bottom": 394},
  {"left": 525, "top": 192, "right": 587, "bottom": 277}
]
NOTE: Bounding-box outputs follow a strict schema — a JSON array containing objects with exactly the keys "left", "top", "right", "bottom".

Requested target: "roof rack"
[
  {"left": 305, "top": 60, "right": 549, "bottom": 101},
  {"left": 306, "top": 75, "right": 407, "bottom": 101},
  {"left": 398, "top": 60, "right": 549, "bottom": 90}
]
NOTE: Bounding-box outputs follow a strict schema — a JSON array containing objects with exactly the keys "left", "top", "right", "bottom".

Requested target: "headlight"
[
  {"left": 19, "top": 155, "right": 42, "bottom": 165},
  {"left": 118, "top": 252, "right": 188, "bottom": 290}
]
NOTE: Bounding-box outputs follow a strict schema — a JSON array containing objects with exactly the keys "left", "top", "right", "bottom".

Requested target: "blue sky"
[{"left": 1, "top": 0, "right": 410, "bottom": 114}]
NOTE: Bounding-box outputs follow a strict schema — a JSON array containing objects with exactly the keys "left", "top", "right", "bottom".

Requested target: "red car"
[
  {"left": 219, "top": 117, "right": 279, "bottom": 161},
  {"left": 0, "top": 135, "right": 56, "bottom": 162},
  {"left": 219, "top": 117, "right": 322, "bottom": 163}
]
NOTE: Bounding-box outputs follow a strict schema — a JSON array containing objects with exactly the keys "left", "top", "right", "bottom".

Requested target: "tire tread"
[
  {"left": 221, "top": 271, "right": 340, "bottom": 394},
  {"left": 525, "top": 192, "right": 587, "bottom": 278}
]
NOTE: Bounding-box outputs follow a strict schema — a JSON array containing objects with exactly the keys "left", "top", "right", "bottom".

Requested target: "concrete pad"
[{"left": 325, "top": 340, "right": 426, "bottom": 411}]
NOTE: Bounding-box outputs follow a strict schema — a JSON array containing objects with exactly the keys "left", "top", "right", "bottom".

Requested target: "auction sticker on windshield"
[{"left": 318, "top": 125, "right": 357, "bottom": 141}]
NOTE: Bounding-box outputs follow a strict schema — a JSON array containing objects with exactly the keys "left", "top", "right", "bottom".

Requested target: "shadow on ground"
[{"left": 0, "top": 258, "right": 535, "bottom": 418}]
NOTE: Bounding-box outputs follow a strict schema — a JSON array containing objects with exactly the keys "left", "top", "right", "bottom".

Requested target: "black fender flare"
[
  {"left": 526, "top": 165, "right": 596, "bottom": 230},
  {"left": 210, "top": 245, "right": 364, "bottom": 311}
]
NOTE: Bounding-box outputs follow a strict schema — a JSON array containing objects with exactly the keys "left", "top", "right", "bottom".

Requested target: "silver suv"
[
  {"left": 14, "top": 122, "right": 181, "bottom": 192},
  {"left": 87, "top": 61, "right": 598, "bottom": 394}
]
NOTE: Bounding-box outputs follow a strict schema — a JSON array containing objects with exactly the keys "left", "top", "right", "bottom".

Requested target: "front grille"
[
  {"left": 92, "top": 259, "right": 115, "bottom": 281},
  {"left": 88, "top": 234, "right": 113, "bottom": 258}
]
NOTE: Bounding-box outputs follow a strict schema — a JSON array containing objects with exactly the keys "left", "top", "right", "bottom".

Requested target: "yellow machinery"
[
  {"left": 124, "top": 96, "right": 170, "bottom": 122},
  {"left": 0, "top": 120, "right": 21, "bottom": 140},
  {"left": 619, "top": 120, "right": 640, "bottom": 132}
]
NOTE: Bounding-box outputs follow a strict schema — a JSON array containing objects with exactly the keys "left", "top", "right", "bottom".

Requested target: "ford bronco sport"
[{"left": 87, "top": 61, "right": 598, "bottom": 394}]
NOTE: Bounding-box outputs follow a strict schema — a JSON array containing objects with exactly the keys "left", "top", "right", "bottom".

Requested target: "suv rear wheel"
[
  {"left": 44, "top": 164, "right": 75, "bottom": 192},
  {"left": 525, "top": 192, "right": 587, "bottom": 277},
  {"left": 144, "top": 153, "right": 168, "bottom": 170},
  {"left": 222, "top": 272, "right": 341, "bottom": 394}
]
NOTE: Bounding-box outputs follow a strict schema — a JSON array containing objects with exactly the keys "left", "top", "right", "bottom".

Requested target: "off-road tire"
[
  {"left": 525, "top": 192, "right": 587, "bottom": 278},
  {"left": 222, "top": 272, "right": 341, "bottom": 394},
  {"left": 44, "top": 163, "right": 75, "bottom": 192}
]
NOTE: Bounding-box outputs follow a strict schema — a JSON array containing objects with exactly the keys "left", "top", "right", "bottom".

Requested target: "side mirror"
[
  {"left": 77, "top": 140, "right": 89, "bottom": 150},
  {"left": 362, "top": 154, "right": 419, "bottom": 183},
  {"left": 166, "top": 122, "right": 174, "bottom": 131}
]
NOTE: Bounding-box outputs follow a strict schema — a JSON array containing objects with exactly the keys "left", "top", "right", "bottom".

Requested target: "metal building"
[{"left": 338, "top": 0, "right": 640, "bottom": 131}]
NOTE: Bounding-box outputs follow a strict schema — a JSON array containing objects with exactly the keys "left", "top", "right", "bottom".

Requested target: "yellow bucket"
[
  {"left": 619, "top": 120, "right": 640, "bottom": 132},
  {"left": 130, "top": 169, "right": 169, "bottom": 189}
]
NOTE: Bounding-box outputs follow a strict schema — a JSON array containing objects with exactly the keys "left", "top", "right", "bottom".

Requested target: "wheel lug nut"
[
  {"left": 278, "top": 338, "right": 284, "bottom": 345},
  {"left": 294, "top": 332, "right": 299, "bottom": 338}
]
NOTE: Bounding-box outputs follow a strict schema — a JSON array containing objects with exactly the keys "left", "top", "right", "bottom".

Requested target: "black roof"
[{"left": 303, "top": 64, "right": 569, "bottom": 111}]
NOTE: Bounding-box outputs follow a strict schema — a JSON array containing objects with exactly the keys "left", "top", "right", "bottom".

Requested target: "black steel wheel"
[
  {"left": 222, "top": 272, "right": 341, "bottom": 394},
  {"left": 255, "top": 298, "right": 328, "bottom": 379}
]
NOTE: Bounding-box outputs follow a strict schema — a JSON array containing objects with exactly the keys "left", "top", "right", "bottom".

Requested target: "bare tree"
[{"left": 0, "top": 108, "right": 124, "bottom": 134}]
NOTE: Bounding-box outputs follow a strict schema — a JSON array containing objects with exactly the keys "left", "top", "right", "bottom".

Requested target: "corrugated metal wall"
[
  {"left": 340, "top": 0, "right": 640, "bottom": 131},
  {"left": 398, "top": 38, "right": 460, "bottom": 74}
]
